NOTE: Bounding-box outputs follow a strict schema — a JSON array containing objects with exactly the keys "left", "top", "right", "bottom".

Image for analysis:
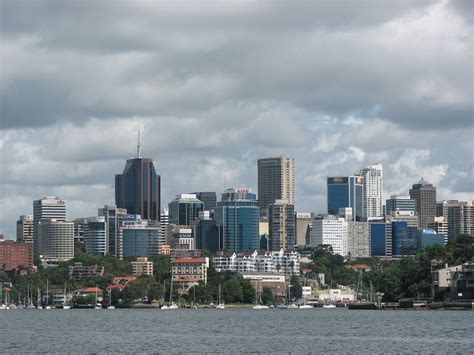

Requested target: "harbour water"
[{"left": 1, "top": 308, "right": 473, "bottom": 353}]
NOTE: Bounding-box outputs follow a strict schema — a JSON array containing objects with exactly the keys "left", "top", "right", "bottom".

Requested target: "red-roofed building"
[
  {"left": 345, "top": 264, "right": 372, "bottom": 272},
  {"left": 105, "top": 275, "right": 139, "bottom": 293},
  {"left": 113, "top": 275, "right": 138, "bottom": 284},
  {"left": 172, "top": 257, "right": 209, "bottom": 291}
]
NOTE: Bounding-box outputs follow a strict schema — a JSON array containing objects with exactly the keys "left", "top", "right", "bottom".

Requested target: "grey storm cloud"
[{"left": 0, "top": 0, "right": 473, "bottom": 237}]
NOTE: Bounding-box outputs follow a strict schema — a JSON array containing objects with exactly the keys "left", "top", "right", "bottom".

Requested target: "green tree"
[
  {"left": 261, "top": 287, "right": 273, "bottom": 305},
  {"left": 446, "top": 234, "right": 474, "bottom": 264},
  {"left": 240, "top": 280, "right": 255, "bottom": 304},
  {"left": 222, "top": 279, "right": 243, "bottom": 303}
]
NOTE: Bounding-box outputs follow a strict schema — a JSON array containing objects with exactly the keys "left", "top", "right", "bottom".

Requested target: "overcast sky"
[{"left": 0, "top": 0, "right": 472, "bottom": 238}]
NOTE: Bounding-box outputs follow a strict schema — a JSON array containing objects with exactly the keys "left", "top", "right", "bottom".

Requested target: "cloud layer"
[{"left": 1, "top": 0, "right": 472, "bottom": 238}]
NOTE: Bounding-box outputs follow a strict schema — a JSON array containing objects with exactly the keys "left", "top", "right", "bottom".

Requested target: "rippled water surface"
[{"left": 1, "top": 308, "right": 473, "bottom": 353}]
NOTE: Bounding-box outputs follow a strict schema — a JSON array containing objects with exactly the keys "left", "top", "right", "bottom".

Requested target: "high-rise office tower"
[
  {"left": 295, "top": 212, "right": 315, "bottom": 246},
  {"left": 192, "top": 192, "right": 217, "bottom": 211},
  {"left": 169, "top": 194, "right": 204, "bottom": 226},
  {"left": 122, "top": 218, "right": 161, "bottom": 258},
  {"left": 115, "top": 135, "right": 161, "bottom": 221},
  {"left": 214, "top": 188, "right": 260, "bottom": 252},
  {"left": 195, "top": 212, "right": 221, "bottom": 253},
  {"left": 84, "top": 216, "right": 108, "bottom": 256},
  {"left": 428, "top": 216, "right": 448, "bottom": 244},
  {"left": 74, "top": 217, "right": 88, "bottom": 244},
  {"left": 409, "top": 178, "right": 436, "bottom": 229},
  {"left": 327, "top": 176, "right": 363, "bottom": 221},
  {"left": 386, "top": 194, "right": 416, "bottom": 215},
  {"left": 269, "top": 200, "right": 295, "bottom": 251},
  {"left": 391, "top": 221, "right": 418, "bottom": 256},
  {"left": 436, "top": 200, "right": 474, "bottom": 241},
  {"left": 38, "top": 219, "right": 74, "bottom": 263},
  {"left": 33, "top": 197, "right": 67, "bottom": 254},
  {"left": 310, "top": 216, "right": 347, "bottom": 256},
  {"left": 257, "top": 156, "right": 295, "bottom": 215},
  {"left": 160, "top": 208, "right": 170, "bottom": 247},
  {"left": 346, "top": 221, "right": 370, "bottom": 258},
  {"left": 98, "top": 205, "right": 128, "bottom": 257},
  {"left": 359, "top": 163, "right": 383, "bottom": 218},
  {"left": 17, "top": 215, "right": 34, "bottom": 244}
]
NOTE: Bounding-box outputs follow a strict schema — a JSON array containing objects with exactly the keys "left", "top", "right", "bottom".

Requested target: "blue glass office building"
[
  {"left": 370, "top": 222, "right": 386, "bottom": 256},
  {"left": 122, "top": 227, "right": 160, "bottom": 257},
  {"left": 214, "top": 188, "right": 260, "bottom": 252},
  {"left": 392, "top": 221, "right": 418, "bottom": 256},
  {"left": 327, "top": 176, "right": 363, "bottom": 220},
  {"left": 417, "top": 229, "right": 445, "bottom": 249}
]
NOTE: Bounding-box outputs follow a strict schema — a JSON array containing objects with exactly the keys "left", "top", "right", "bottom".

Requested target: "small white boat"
[
  {"left": 107, "top": 306, "right": 115, "bottom": 310},
  {"left": 288, "top": 303, "right": 298, "bottom": 309},
  {"left": 161, "top": 302, "right": 178, "bottom": 310},
  {"left": 95, "top": 303, "right": 102, "bottom": 310},
  {"left": 37, "top": 305, "right": 43, "bottom": 310},
  {"left": 63, "top": 305, "right": 71, "bottom": 310},
  {"left": 253, "top": 304, "right": 269, "bottom": 309},
  {"left": 215, "top": 303, "right": 225, "bottom": 309},
  {"left": 45, "top": 305, "right": 52, "bottom": 310},
  {"left": 299, "top": 304, "right": 313, "bottom": 309},
  {"left": 323, "top": 304, "right": 337, "bottom": 309}
]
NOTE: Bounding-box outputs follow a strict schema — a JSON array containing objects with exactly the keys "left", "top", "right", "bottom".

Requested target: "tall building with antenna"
[{"left": 115, "top": 132, "right": 161, "bottom": 221}]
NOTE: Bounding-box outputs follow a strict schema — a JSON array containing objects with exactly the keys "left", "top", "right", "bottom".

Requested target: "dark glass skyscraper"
[
  {"left": 214, "top": 188, "right": 260, "bottom": 252},
  {"left": 115, "top": 143, "right": 161, "bottom": 221},
  {"left": 327, "top": 176, "right": 363, "bottom": 221},
  {"left": 169, "top": 194, "right": 204, "bottom": 226},
  {"left": 192, "top": 192, "right": 217, "bottom": 211}
]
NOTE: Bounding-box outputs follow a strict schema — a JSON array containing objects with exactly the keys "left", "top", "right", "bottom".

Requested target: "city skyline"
[{"left": 1, "top": 0, "right": 472, "bottom": 238}]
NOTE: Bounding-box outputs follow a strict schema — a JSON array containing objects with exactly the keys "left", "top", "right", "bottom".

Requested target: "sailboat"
[
  {"left": 299, "top": 278, "right": 313, "bottom": 309},
  {"left": 348, "top": 270, "right": 378, "bottom": 310},
  {"left": 190, "top": 286, "right": 198, "bottom": 309},
  {"left": 161, "top": 279, "right": 178, "bottom": 310},
  {"left": 63, "top": 282, "right": 71, "bottom": 309},
  {"left": 215, "top": 284, "right": 225, "bottom": 309},
  {"left": 107, "top": 288, "right": 115, "bottom": 309},
  {"left": 45, "top": 280, "right": 52, "bottom": 309},
  {"left": 278, "top": 281, "right": 290, "bottom": 309},
  {"left": 37, "top": 287, "right": 43, "bottom": 309},
  {"left": 26, "top": 283, "right": 35, "bottom": 309},
  {"left": 252, "top": 281, "right": 269, "bottom": 309},
  {"left": 94, "top": 287, "right": 102, "bottom": 309}
]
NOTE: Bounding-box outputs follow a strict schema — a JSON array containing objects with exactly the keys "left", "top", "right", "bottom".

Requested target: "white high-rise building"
[
  {"left": 160, "top": 208, "right": 169, "bottom": 247},
  {"left": 310, "top": 217, "right": 348, "bottom": 256},
  {"left": 33, "top": 197, "right": 66, "bottom": 254},
  {"left": 359, "top": 164, "right": 383, "bottom": 218},
  {"left": 84, "top": 216, "right": 108, "bottom": 256},
  {"left": 39, "top": 219, "right": 74, "bottom": 263}
]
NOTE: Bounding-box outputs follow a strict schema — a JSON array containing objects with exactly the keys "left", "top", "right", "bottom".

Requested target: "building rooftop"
[{"left": 174, "top": 257, "right": 207, "bottom": 264}]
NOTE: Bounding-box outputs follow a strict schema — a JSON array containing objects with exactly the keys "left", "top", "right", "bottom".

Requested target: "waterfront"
[{"left": 1, "top": 308, "right": 473, "bottom": 353}]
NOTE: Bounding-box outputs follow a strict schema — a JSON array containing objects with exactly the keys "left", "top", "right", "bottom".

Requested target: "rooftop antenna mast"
[{"left": 137, "top": 131, "right": 141, "bottom": 158}]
